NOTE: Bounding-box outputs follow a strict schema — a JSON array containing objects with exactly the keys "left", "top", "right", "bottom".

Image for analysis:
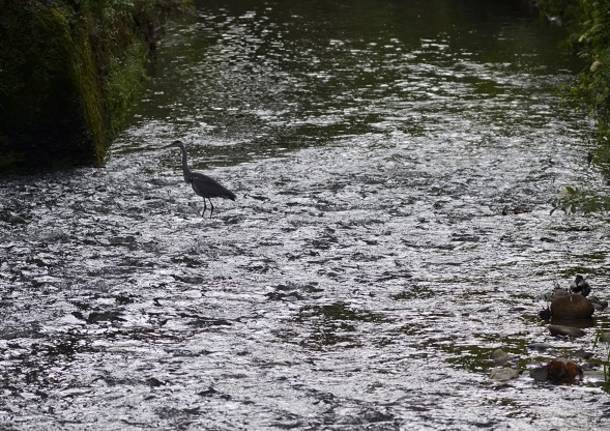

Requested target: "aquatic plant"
[
  {"left": 537, "top": 1, "right": 610, "bottom": 112},
  {"left": 592, "top": 330, "right": 610, "bottom": 391},
  {"left": 600, "top": 346, "right": 610, "bottom": 392},
  {"left": 554, "top": 185, "right": 610, "bottom": 214}
]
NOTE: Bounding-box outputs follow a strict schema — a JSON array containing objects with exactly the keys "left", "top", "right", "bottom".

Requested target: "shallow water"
[{"left": 2, "top": 0, "right": 610, "bottom": 429}]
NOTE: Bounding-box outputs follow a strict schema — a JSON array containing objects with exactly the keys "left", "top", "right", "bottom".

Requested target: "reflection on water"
[{"left": 2, "top": 0, "right": 610, "bottom": 429}]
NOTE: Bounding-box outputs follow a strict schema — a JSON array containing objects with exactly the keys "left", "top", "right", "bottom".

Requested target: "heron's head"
[{"left": 162, "top": 140, "right": 185, "bottom": 150}]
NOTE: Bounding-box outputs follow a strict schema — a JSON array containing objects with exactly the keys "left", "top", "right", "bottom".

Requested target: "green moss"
[
  {"left": 0, "top": 0, "right": 193, "bottom": 173},
  {"left": 0, "top": 3, "right": 87, "bottom": 169},
  {"left": 537, "top": 1, "right": 610, "bottom": 211},
  {"left": 105, "top": 40, "right": 148, "bottom": 136},
  {"left": 71, "top": 14, "right": 108, "bottom": 165},
  {"left": 537, "top": 0, "right": 610, "bottom": 139}
]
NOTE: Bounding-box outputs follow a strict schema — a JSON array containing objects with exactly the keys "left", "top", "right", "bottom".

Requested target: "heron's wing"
[{"left": 191, "top": 172, "right": 235, "bottom": 200}]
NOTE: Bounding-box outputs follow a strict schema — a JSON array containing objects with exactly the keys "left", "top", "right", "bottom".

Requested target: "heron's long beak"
[{"left": 161, "top": 140, "right": 183, "bottom": 149}]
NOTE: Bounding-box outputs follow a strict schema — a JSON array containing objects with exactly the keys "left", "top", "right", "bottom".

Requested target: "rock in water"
[
  {"left": 491, "top": 349, "right": 510, "bottom": 365},
  {"left": 490, "top": 367, "right": 520, "bottom": 382},
  {"left": 546, "top": 359, "right": 583, "bottom": 385},
  {"left": 589, "top": 296, "right": 608, "bottom": 311},
  {"left": 550, "top": 294, "right": 594, "bottom": 321},
  {"left": 529, "top": 366, "right": 549, "bottom": 382},
  {"left": 548, "top": 324, "right": 585, "bottom": 338}
]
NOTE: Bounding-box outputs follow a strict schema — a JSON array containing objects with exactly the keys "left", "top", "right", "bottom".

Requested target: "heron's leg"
[
  {"left": 209, "top": 199, "right": 214, "bottom": 217},
  {"left": 202, "top": 198, "right": 207, "bottom": 217}
]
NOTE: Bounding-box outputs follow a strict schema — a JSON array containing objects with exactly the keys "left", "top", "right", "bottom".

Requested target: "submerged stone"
[
  {"left": 546, "top": 359, "right": 583, "bottom": 385},
  {"left": 529, "top": 366, "right": 548, "bottom": 382},
  {"left": 490, "top": 367, "right": 520, "bottom": 382},
  {"left": 528, "top": 342, "right": 552, "bottom": 352},
  {"left": 548, "top": 324, "right": 586, "bottom": 338},
  {"left": 530, "top": 359, "right": 583, "bottom": 385},
  {"left": 550, "top": 294, "right": 594, "bottom": 321},
  {"left": 491, "top": 349, "right": 515, "bottom": 366},
  {"left": 589, "top": 295, "right": 608, "bottom": 311}
]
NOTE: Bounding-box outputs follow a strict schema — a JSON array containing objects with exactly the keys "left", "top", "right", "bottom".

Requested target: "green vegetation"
[
  {"left": 602, "top": 346, "right": 610, "bottom": 392},
  {"left": 592, "top": 330, "right": 610, "bottom": 392},
  {"left": 537, "top": 1, "right": 610, "bottom": 148},
  {"left": 553, "top": 184, "right": 610, "bottom": 214},
  {"left": 0, "top": 0, "right": 192, "bottom": 172},
  {"left": 536, "top": 1, "right": 610, "bottom": 212}
]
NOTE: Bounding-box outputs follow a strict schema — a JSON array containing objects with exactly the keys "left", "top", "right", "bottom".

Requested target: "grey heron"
[{"left": 162, "top": 140, "right": 236, "bottom": 216}]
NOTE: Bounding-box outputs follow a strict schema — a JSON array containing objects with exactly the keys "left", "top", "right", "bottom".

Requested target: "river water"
[{"left": 2, "top": 0, "right": 610, "bottom": 429}]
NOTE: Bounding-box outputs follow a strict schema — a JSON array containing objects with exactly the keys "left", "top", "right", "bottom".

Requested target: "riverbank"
[
  {"left": 535, "top": 1, "right": 610, "bottom": 212},
  {"left": 0, "top": 0, "right": 192, "bottom": 173}
]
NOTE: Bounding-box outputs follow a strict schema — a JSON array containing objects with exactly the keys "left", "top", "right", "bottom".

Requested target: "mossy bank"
[{"left": 0, "top": 0, "right": 192, "bottom": 173}]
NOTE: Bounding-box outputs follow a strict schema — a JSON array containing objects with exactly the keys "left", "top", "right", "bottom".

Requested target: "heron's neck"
[{"left": 179, "top": 146, "right": 191, "bottom": 183}]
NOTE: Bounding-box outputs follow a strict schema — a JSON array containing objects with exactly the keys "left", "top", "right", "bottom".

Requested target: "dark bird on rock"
[
  {"left": 162, "top": 140, "right": 236, "bottom": 217},
  {"left": 538, "top": 275, "right": 595, "bottom": 322},
  {"left": 570, "top": 274, "right": 591, "bottom": 297}
]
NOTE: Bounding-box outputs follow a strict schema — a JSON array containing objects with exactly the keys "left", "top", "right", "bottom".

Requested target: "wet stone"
[
  {"left": 147, "top": 377, "right": 167, "bottom": 387},
  {"left": 86, "top": 311, "right": 125, "bottom": 324},
  {"left": 548, "top": 325, "right": 586, "bottom": 338},
  {"left": 529, "top": 366, "right": 548, "bottom": 382},
  {"left": 0, "top": 210, "right": 27, "bottom": 224},
  {"left": 528, "top": 342, "right": 552, "bottom": 352},
  {"left": 589, "top": 296, "right": 609, "bottom": 311},
  {"left": 490, "top": 367, "right": 520, "bottom": 382},
  {"left": 574, "top": 349, "right": 594, "bottom": 360},
  {"left": 491, "top": 349, "right": 511, "bottom": 366}
]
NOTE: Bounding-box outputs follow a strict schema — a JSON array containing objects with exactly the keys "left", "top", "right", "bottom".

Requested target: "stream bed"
[{"left": 2, "top": 0, "right": 610, "bottom": 429}]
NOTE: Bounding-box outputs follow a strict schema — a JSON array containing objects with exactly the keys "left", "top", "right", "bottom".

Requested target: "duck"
[
  {"left": 570, "top": 274, "right": 591, "bottom": 296},
  {"left": 539, "top": 275, "right": 595, "bottom": 321}
]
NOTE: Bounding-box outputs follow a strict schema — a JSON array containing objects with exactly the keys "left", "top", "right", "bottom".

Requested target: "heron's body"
[
  {"left": 163, "top": 140, "right": 235, "bottom": 216},
  {"left": 190, "top": 172, "right": 236, "bottom": 200}
]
